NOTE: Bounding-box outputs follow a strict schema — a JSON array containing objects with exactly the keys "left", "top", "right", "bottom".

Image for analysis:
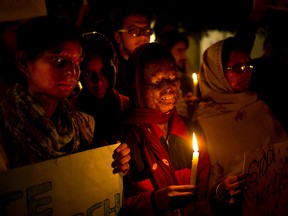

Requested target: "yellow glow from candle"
[
  {"left": 192, "top": 73, "right": 198, "bottom": 96},
  {"left": 192, "top": 132, "right": 198, "bottom": 152},
  {"left": 190, "top": 132, "right": 199, "bottom": 185},
  {"left": 192, "top": 73, "right": 198, "bottom": 84}
]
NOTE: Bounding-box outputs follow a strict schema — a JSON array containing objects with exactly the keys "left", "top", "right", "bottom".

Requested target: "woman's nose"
[
  {"left": 91, "top": 73, "right": 106, "bottom": 84},
  {"left": 62, "top": 60, "right": 80, "bottom": 75},
  {"left": 91, "top": 72, "right": 98, "bottom": 83}
]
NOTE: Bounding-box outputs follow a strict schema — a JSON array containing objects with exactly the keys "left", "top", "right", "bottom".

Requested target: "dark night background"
[{"left": 45, "top": 0, "right": 288, "bottom": 34}]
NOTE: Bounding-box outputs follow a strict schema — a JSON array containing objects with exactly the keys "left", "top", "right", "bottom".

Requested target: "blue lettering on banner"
[{"left": 0, "top": 182, "right": 121, "bottom": 215}]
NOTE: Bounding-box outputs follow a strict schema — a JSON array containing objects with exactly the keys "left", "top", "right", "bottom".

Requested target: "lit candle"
[
  {"left": 190, "top": 132, "right": 199, "bottom": 185},
  {"left": 192, "top": 73, "right": 198, "bottom": 97}
]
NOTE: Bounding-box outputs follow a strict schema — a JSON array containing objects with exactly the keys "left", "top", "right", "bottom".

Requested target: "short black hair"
[
  {"left": 157, "top": 30, "right": 189, "bottom": 50},
  {"left": 111, "top": 4, "right": 154, "bottom": 32},
  {"left": 153, "top": 15, "right": 179, "bottom": 39}
]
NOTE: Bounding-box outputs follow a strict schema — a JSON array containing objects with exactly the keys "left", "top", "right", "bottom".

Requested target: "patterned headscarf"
[{"left": 0, "top": 83, "right": 94, "bottom": 168}]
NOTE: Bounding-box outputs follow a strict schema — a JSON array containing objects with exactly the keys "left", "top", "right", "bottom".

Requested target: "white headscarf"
[{"left": 195, "top": 38, "right": 258, "bottom": 118}]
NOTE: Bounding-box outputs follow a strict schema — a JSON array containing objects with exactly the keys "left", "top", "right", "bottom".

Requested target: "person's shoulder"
[
  {"left": 118, "top": 92, "right": 130, "bottom": 108},
  {"left": 79, "top": 111, "right": 95, "bottom": 131}
]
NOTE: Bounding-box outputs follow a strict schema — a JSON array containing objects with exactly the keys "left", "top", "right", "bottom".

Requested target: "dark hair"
[
  {"left": 16, "top": 16, "right": 82, "bottom": 59},
  {"left": 263, "top": 29, "right": 288, "bottom": 57},
  {"left": 153, "top": 15, "right": 179, "bottom": 39},
  {"left": 111, "top": 4, "right": 154, "bottom": 32},
  {"left": 157, "top": 30, "right": 189, "bottom": 50},
  {"left": 81, "top": 31, "right": 118, "bottom": 88}
]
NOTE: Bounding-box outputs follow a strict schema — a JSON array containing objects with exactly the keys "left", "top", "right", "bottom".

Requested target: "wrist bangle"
[{"left": 215, "top": 181, "right": 230, "bottom": 203}]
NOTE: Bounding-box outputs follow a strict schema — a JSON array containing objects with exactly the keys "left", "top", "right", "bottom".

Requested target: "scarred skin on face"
[
  {"left": 225, "top": 49, "right": 252, "bottom": 93},
  {"left": 23, "top": 40, "right": 82, "bottom": 117},
  {"left": 26, "top": 41, "right": 83, "bottom": 100},
  {"left": 142, "top": 69, "right": 180, "bottom": 113}
]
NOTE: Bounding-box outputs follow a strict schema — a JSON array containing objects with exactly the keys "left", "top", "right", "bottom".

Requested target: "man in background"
[{"left": 111, "top": 4, "right": 154, "bottom": 96}]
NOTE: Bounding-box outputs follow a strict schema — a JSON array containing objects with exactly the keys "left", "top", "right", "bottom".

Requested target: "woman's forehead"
[
  {"left": 228, "top": 49, "right": 250, "bottom": 63},
  {"left": 143, "top": 61, "right": 176, "bottom": 74},
  {"left": 143, "top": 68, "right": 177, "bottom": 79}
]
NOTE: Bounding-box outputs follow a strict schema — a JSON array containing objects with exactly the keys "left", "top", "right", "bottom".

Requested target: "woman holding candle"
[
  {"left": 115, "top": 42, "right": 212, "bottom": 216},
  {"left": 193, "top": 1, "right": 288, "bottom": 215}
]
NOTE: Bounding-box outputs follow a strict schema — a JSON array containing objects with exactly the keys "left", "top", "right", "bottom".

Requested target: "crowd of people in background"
[{"left": 0, "top": 0, "right": 288, "bottom": 215}]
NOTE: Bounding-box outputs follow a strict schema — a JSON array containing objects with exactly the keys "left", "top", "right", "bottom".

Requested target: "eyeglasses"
[
  {"left": 226, "top": 62, "right": 254, "bottom": 73},
  {"left": 117, "top": 27, "right": 153, "bottom": 37}
]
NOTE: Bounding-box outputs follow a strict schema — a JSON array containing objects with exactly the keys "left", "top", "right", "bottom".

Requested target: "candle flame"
[
  {"left": 192, "top": 132, "right": 198, "bottom": 152},
  {"left": 192, "top": 73, "right": 198, "bottom": 84}
]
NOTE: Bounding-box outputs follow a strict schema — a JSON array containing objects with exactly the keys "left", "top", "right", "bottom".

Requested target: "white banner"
[{"left": 0, "top": 144, "right": 123, "bottom": 216}]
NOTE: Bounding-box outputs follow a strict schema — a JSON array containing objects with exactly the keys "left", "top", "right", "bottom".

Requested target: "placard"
[
  {"left": 0, "top": 144, "right": 123, "bottom": 216},
  {"left": 242, "top": 141, "right": 288, "bottom": 216}
]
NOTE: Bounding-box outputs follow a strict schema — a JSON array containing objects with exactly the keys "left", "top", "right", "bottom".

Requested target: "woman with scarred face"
[
  {"left": 116, "top": 42, "right": 212, "bottom": 216},
  {"left": 0, "top": 16, "right": 130, "bottom": 174}
]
